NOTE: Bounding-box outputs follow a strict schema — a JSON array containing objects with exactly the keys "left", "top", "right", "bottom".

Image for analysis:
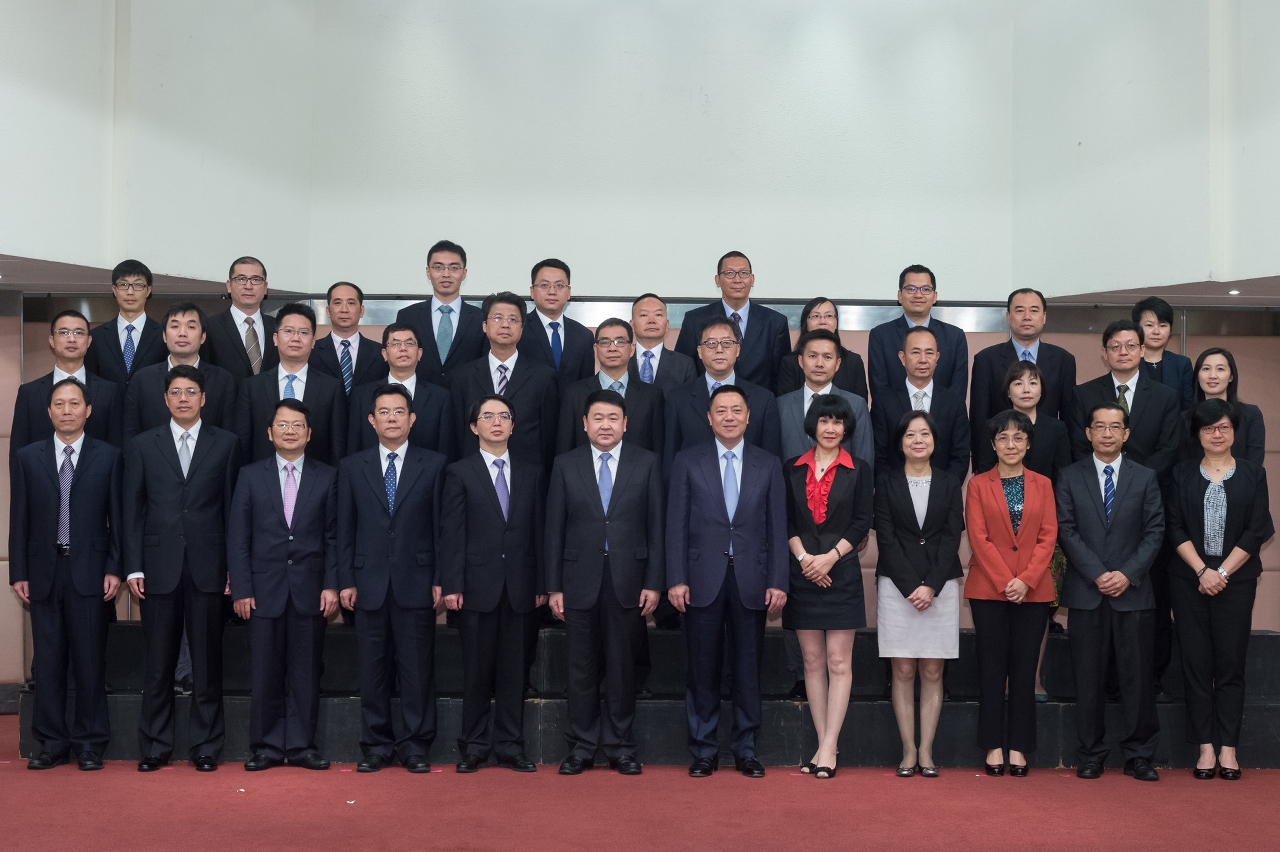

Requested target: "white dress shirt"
[
  {"left": 590, "top": 442, "right": 620, "bottom": 485},
  {"left": 488, "top": 351, "right": 519, "bottom": 389},
  {"left": 803, "top": 382, "right": 833, "bottom": 413},
  {"left": 636, "top": 343, "right": 664, "bottom": 377},
  {"left": 722, "top": 299, "right": 751, "bottom": 340},
  {"left": 378, "top": 441, "right": 408, "bottom": 481},
  {"left": 706, "top": 371, "right": 737, "bottom": 394},
  {"left": 278, "top": 363, "right": 309, "bottom": 399},
  {"left": 329, "top": 331, "right": 359, "bottom": 374},
  {"left": 535, "top": 310, "right": 566, "bottom": 349},
  {"left": 387, "top": 372, "right": 418, "bottom": 398},
  {"left": 598, "top": 371, "right": 629, "bottom": 396},
  {"left": 905, "top": 379, "right": 935, "bottom": 413},
  {"left": 53, "top": 432, "right": 86, "bottom": 473},
  {"left": 129, "top": 419, "right": 202, "bottom": 580},
  {"left": 1112, "top": 369, "right": 1140, "bottom": 399},
  {"left": 117, "top": 315, "right": 145, "bottom": 352},
  {"left": 1093, "top": 453, "right": 1122, "bottom": 500},
  {"left": 1012, "top": 338, "right": 1041, "bottom": 362},
  {"left": 479, "top": 447, "right": 513, "bottom": 490},
  {"left": 167, "top": 356, "right": 201, "bottom": 370},
  {"left": 430, "top": 295, "right": 463, "bottom": 341},
  {"left": 276, "top": 453, "right": 304, "bottom": 498},
  {"left": 714, "top": 439, "right": 745, "bottom": 494},
  {"left": 230, "top": 304, "right": 266, "bottom": 348},
  {"left": 53, "top": 365, "right": 88, "bottom": 384}
]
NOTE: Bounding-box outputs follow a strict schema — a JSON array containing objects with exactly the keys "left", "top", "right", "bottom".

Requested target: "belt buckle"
[{"left": 56, "top": 544, "right": 70, "bottom": 557}]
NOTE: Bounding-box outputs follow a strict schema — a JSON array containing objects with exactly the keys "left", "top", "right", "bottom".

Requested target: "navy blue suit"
[
  {"left": 85, "top": 316, "right": 166, "bottom": 394},
  {"left": 308, "top": 333, "right": 388, "bottom": 396},
  {"left": 10, "top": 372, "right": 121, "bottom": 462},
  {"left": 662, "top": 376, "right": 781, "bottom": 479},
  {"left": 395, "top": 299, "right": 488, "bottom": 390},
  {"left": 673, "top": 301, "right": 792, "bottom": 391},
  {"left": 867, "top": 316, "right": 968, "bottom": 403},
  {"left": 347, "top": 378, "right": 455, "bottom": 460},
  {"left": 517, "top": 310, "right": 597, "bottom": 385}
]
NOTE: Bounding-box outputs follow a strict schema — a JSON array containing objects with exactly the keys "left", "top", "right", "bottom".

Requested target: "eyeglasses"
[
  {"left": 534, "top": 282, "right": 569, "bottom": 292},
  {"left": 1090, "top": 424, "right": 1126, "bottom": 434},
  {"left": 229, "top": 275, "right": 266, "bottom": 287},
  {"left": 375, "top": 407, "right": 409, "bottom": 417},
  {"left": 718, "top": 269, "right": 753, "bottom": 280},
  {"left": 487, "top": 314, "right": 523, "bottom": 325},
  {"left": 477, "top": 412, "right": 513, "bottom": 423},
  {"left": 1106, "top": 342, "right": 1142, "bottom": 354},
  {"left": 52, "top": 329, "right": 87, "bottom": 339},
  {"left": 113, "top": 281, "right": 149, "bottom": 292},
  {"left": 1200, "top": 423, "right": 1235, "bottom": 436},
  {"left": 595, "top": 337, "right": 632, "bottom": 348},
  {"left": 273, "top": 420, "right": 307, "bottom": 432},
  {"left": 166, "top": 387, "right": 201, "bottom": 398},
  {"left": 384, "top": 339, "right": 419, "bottom": 350},
  {"left": 994, "top": 433, "right": 1028, "bottom": 445},
  {"left": 699, "top": 340, "right": 739, "bottom": 351},
  {"left": 901, "top": 285, "right": 935, "bottom": 295},
  {"left": 429, "top": 263, "right": 464, "bottom": 274},
  {"left": 277, "top": 327, "right": 313, "bottom": 339},
  {"left": 806, "top": 311, "right": 837, "bottom": 323}
]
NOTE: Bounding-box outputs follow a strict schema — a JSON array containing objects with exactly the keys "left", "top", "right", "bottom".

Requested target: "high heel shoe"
[
  {"left": 1008, "top": 763, "right": 1029, "bottom": 777},
  {"left": 800, "top": 761, "right": 816, "bottom": 774},
  {"left": 815, "top": 765, "right": 836, "bottom": 779},
  {"left": 984, "top": 762, "right": 1005, "bottom": 777}
]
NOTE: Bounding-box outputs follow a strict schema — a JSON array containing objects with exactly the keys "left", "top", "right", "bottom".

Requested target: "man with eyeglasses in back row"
[
  {"left": 201, "top": 256, "right": 279, "bottom": 381},
  {"left": 84, "top": 259, "right": 167, "bottom": 396},
  {"left": 395, "top": 240, "right": 489, "bottom": 390},
  {"left": 517, "top": 258, "right": 596, "bottom": 385},
  {"left": 866, "top": 264, "right": 969, "bottom": 405}
]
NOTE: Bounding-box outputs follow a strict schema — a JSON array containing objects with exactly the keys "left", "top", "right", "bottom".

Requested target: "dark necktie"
[
  {"left": 244, "top": 317, "right": 262, "bottom": 375},
  {"left": 1103, "top": 464, "right": 1115, "bottom": 522},
  {"left": 731, "top": 311, "right": 743, "bottom": 339},
  {"left": 549, "top": 321, "right": 562, "bottom": 370},
  {"left": 1116, "top": 384, "right": 1130, "bottom": 414},
  {"left": 496, "top": 364, "right": 509, "bottom": 395},
  {"left": 123, "top": 324, "right": 136, "bottom": 373},
  {"left": 384, "top": 452, "right": 398, "bottom": 513},
  {"left": 436, "top": 305, "right": 453, "bottom": 365},
  {"left": 57, "top": 445, "right": 74, "bottom": 546},
  {"left": 339, "top": 339, "right": 353, "bottom": 394},
  {"left": 493, "top": 459, "right": 510, "bottom": 521}
]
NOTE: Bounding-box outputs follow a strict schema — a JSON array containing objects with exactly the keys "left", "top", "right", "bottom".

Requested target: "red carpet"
[{"left": 0, "top": 715, "right": 1272, "bottom": 851}]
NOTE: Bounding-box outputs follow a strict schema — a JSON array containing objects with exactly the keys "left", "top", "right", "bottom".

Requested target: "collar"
[
  {"left": 230, "top": 304, "right": 263, "bottom": 328},
  {"left": 599, "top": 371, "right": 629, "bottom": 392},
  {"left": 167, "top": 355, "right": 200, "bottom": 369},
  {"left": 278, "top": 363, "right": 309, "bottom": 382},
  {"left": 331, "top": 330, "right": 358, "bottom": 347},
  {"left": 432, "top": 294, "right": 462, "bottom": 314},
  {"left": 378, "top": 441, "right": 408, "bottom": 466},
  {"left": 1012, "top": 338, "right": 1040, "bottom": 361},
  {"left": 53, "top": 365, "right": 87, "bottom": 384},
  {"left": 906, "top": 379, "right": 935, "bottom": 399},
  {"left": 276, "top": 453, "right": 305, "bottom": 474},
  {"left": 479, "top": 447, "right": 511, "bottom": 470},
  {"left": 1093, "top": 453, "right": 1122, "bottom": 478},
  {"left": 706, "top": 371, "right": 736, "bottom": 393},
  {"left": 1111, "top": 370, "right": 1140, "bottom": 394},
  {"left": 118, "top": 314, "right": 144, "bottom": 333},
  {"left": 904, "top": 314, "right": 931, "bottom": 328},
  {"left": 714, "top": 438, "right": 744, "bottom": 459},
  {"left": 637, "top": 342, "right": 664, "bottom": 357},
  {"left": 535, "top": 309, "right": 564, "bottom": 330},
  {"left": 389, "top": 372, "right": 417, "bottom": 396},
  {"left": 56, "top": 432, "right": 86, "bottom": 457},
  {"left": 170, "top": 418, "right": 202, "bottom": 442},
  {"left": 722, "top": 299, "right": 750, "bottom": 323},
  {"left": 591, "top": 442, "right": 621, "bottom": 466},
  {"left": 488, "top": 350, "right": 518, "bottom": 372},
  {"left": 794, "top": 445, "right": 854, "bottom": 472}
]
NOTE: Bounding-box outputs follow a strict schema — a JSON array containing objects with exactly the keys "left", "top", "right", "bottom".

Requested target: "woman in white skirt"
[{"left": 873, "top": 410, "right": 965, "bottom": 777}]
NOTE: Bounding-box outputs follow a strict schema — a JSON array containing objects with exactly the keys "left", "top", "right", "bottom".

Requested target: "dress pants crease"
[
  {"left": 970, "top": 599, "right": 1051, "bottom": 754},
  {"left": 248, "top": 592, "right": 326, "bottom": 760},
  {"left": 458, "top": 586, "right": 530, "bottom": 759},
  {"left": 1170, "top": 576, "right": 1256, "bottom": 747},
  {"left": 357, "top": 590, "right": 436, "bottom": 762}
]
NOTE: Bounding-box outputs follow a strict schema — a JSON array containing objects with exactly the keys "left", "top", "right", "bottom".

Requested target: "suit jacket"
[
  {"left": 438, "top": 453, "right": 545, "bottom": 613},
  {"left": 872, "top": 466, "right": 965, "bottom": 598},
  {"left": 1055, "top": 456, "right": 1165, "bottom": 611},
  {"left": 974, "top": 413, "right": 1072, "bottom": 482},
  {"left": 85, "top": 315, "right": 166, "bottom": 392},
  {"left": 308, "top": 333, "right": 388, "bottom": 395},
  {"left": 969, "top": 340, "right": 1077, "bottom": 469},
  {"left": 123, "top": 360, "right": 238, "bottom": 443},
  {"left": 236, "top": 369, "right": 348, "bottom": 466},
  {"left": 9, "top": 437, "right": 122, "bottom": 599},
  {"left": 870, "top": 383, "right": 970, "bottom": 481},
  {"left": 347, "top": 378, "right": 455, "bottom": 460},
  {"left": 1176, "top": 402, "right": 1265, "bottom": 467},
  {"left": 227, "top": 455, "right": 339, "bottom": 619},
  {"left": 1070, "top": 373, "right": 1180, "bottom": 477},
  {"left": 122, "top": 423, "right": 241, "bottom": 595},
  {"left": 662, "top": 376, "right": 781, "bottom": 479},
  {"left": 449, "top": 355, "right": 560, "bottom": 471},
  {"left": 395, "top": 299, "right": 488, "bottom": 390},
  {"left": 783, "top": 454, "right": 874, "bottom": 580},
  {"left": 545, "top": 444, "right": 666, "bottom": 609},
  {"left": 1142, "top": 352, "right": 1195, "bottom": 412},
  {"left": 673, "top": 301, "right": 792, "bottom": 391},
  {"left": 200, "top": 308, "right": 279, "bottom": 381},
  {"left": 777, "top": 387, "right": 874, "bottom": 473},
  {"left": 1166, "top": 458, "right": 1275, "bottom": 583},
  {"left": 774, "top": 346, "right": 868, "bottom": 400},
  {"left": 629, "top": 347, "right": 698, "bottom": 391},
  {"left": 963, "top": 467, "right": 1058, "bottom": 602},
  {"left": 665, "top": 442, "right": 788, "bottom": 609},
  {"left": 517, "top": 310, "right": 596, "bottom": 385},
  {"left": 867, "top": 316, "right": 968, "bottom": 403},
  {"left": 556, "top": 375, "right": 665, "bottom": 455},
  {"left": 10, "top": 372, "right": 121, "bottom": 461},
  {"left": 336, "top": 445, "right": 447, "bottom": 610}
]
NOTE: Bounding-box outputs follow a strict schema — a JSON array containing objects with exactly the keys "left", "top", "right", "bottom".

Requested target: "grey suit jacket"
[
  {"left": 776, "top": 386, "right": 874, "bottom": 473},
  {"left": 1054, "top": 455, "right": 1164, "bottom": 612}
]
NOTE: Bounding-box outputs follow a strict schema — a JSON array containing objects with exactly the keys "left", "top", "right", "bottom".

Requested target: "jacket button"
[
  {"left": 287, "top": 559, "right": 293, "bottom": 565},
  {"left": 919, "top": 539, "right": 926, "bottom": 545},
  {"left": 1011, "top": 545, "right": 1019, "bottom": 552},
  {"left": 288, "top": 535, "right": 294, "bottom": 541}
]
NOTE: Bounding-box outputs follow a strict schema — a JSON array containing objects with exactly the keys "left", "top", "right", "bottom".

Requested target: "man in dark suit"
[
  {"left": 309, "top": 282, "right": 389, "bottom": 396},
  {"left": 337, "top": 384, "right": 447, "bottom": 773},
  {"left": 9, "top": 378, "right": 121, "bottom": 770},
  {"left": 776, "top": 330, "right": 874, "bottom": 465},
  {"left": 970, "top": 288, "right": 1078, "bottom": 470},
  {"left": 667, "top": 385, "right": 788, "bottom": 778},
  {"left": 440, "top": 395, "right": 546, "bottom": 772},
  {"left": 125, "top": 365, "right": 242, "bottom": 771},
  {"left": 84, "top": 259, "right": 166, "bottom": 394},
  {"left": 200, "top": 256, "right": 279, "bottom": 380},
  {"left": 673, "top": 251, "right": 791, "bottom": 391},
  {"left": 395, "top": 239, "right": 488, "bottom": 390},
  {"left": 664, "top": 316, "right": 781, "bottom": 478},
  {"left": 1056, "top": 402, "right": 1164, "bottom": 782},
  {"left": 547, "top": 389, "right": 664, "bottom": 776},
  {"left": 871, "top": 326, "right": 970, "bottom": 481},
  {"left": 450, "top": 292, "right": 560, "bottom": 471},
  {"left": 516, "top": 258, "right": 595, "bottom": 385},
  {"left": 124, "top": 302, "right": 239, "bottom": 442},
  {"left": 229, "top": 398, "right": 338, "bottom": 771},
  {"left": 629, "top": 293, "right": 697, "bottom": 390},
  {"left": 557, "top": 318, "right": 665, "bottom": 455},
  {"left": 1134, "top": 296, "right": 1195, "bottom": 412},
  {"left": 236, "top": 303, "right": 347, "bottom": 466},
  {"left": 12, "top": 310, "right": 122, "bottom": 459},
  {"left": 347, "top": 323, "right": 454, "bottom": 459},
  {"left": 867, "top": 264, "right": 968, "bottom": 403}
]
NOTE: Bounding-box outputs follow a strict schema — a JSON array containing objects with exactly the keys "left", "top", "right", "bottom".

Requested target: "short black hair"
[
  {"left": 1190, "top": 398, "right": 1240, "bottom": 436},
  {"left": 1132, "top": 296, "right": 1173, "bottom": 327},
  {"left": 162, "top": 302, "right": 208, "bottom": 332},
  {"left": 716, "top": 251, "right": 751, "bottom": 275},
  {"left": 1085, "top": 402, "right": 1129, "bottom": 429},
  {"left": 428, "top": 240, "right": 467, "bottom": 268},
  {"left": 47, "top": 376, "right": 87, "bottom": 406},
  {"left": 369, "top": 383, "right": 413, "bottom": 416},
  {"left": 1000, "top": 359, "right": 1044, "bottom": 402},
  {"left": 275, "top": 302, "right": 317, "bottom": 333},
  {"left": 594, "top": 318, "right": 633, "bottom": 342},
  {"left": 482, "top": 291, "right": 527, "bottom": 320},
  {"left": 1102, "top": 319, "right": 1144, "bottom": 348},
  {"left": 795, "top": 328, "right": 842, "bottom": 356},
  {"left": 898, "top": 264, "right": 936, "bottom": 290},
  {"left": 899, "top": 324, "right": 938, "bottom": 352},
  {"left": 799, "top": 297, "right": 838, "bottom": 333},
  {"left": 700, "top": 315, "right": 740, "bottom": 342},
  {"left": 165, "top": 364, "right": 205, "bottom": 392},
  {"left": 709, "top": 384, "right": 750, "bottom": 409},
  {"left": 381, "top": 322, "right": 420, "bottom": 347},
  {"left": 273, "top": 397, "right": 311, "bottom": 423},
  {"left": 891, "top": 409, "right": 939, "bottom": 463},
  {"left": 1006, "top": 287, "right": 1046, "bottom": 311},
  {"left": 228, "top": 256, "right": 267, "bottom": 279},
  {"left": 531, "top": 258, "right": 570, "bottom": 285},
  {"left": 803, "top": 393, "right": 853, "bottom": 441},
  {"left": 1193, "top": 347, "right": 1240, "bottom": 404},
  {"left": 631, "top": 293, "right": 665, "bottom": 310},
  {"left": 49, "top": 309, "right": 89, "bottom": 335},
  {"left": 583, "top": 388, "right": 627, "bottom": 419},
  {"left": 112, "top": 259, "right": 153, "bottom": 289},
  {"left": 987, "top": 409, "right": 1034, "bottom": 449},
  {"left": 327, "top": 281, "right": 364, "bottom": 303},
  {"left": 468, "top": 393, "right": 513, "bottom": 424}
]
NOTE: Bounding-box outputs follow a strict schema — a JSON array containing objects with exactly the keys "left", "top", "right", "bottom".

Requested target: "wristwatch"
[{"left": 1217, "top": 567, "right": 1230, "bottom": 582}]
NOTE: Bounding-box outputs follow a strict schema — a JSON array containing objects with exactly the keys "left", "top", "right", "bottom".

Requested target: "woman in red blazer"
[{"left": 965, "top": 410, "right": 1058, "bottom": 777}]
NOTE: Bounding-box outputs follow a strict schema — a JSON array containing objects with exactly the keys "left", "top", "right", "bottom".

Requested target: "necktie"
[
  {"left": 730, "top": 311, "right": 743, "bottom": 339},
  {"left": 496, "top": 363, "right": 509, "bottom": 395},
  {"left": 384, "top": 452, "right": 398, "bottom": 513},
  {"left": 178, "top": 431, "right": 192, "bottom": 477},
  {"left": 493, "top": 459, "right": 510, "bottom": 521},
  {"left": 123, "top": 323, "right": 136, "bottom": 373},
  {"left": 640, "top": 350, "right": 655, "bottom": 383},
  {"left": 549, "top": 321, "right": 563, "bottom": 370},
  {"left": 283, "top": 462, "right": 297, "bottom": 527},
  {"left": 609, "top": 380, "right": 624, "bottom": 396},
  {"left": 723, "top": 451, "right": 739, "bottom": 554},
  {"left": 1116, "top": 384, "right": 1130, "bottom": 414},
  {"left": 912, "top": 390, "right": 926, "bottom": 411},
  {"left": 283, "top": 374, "right": 297, "bottom": 399},
  {"left": 339, "top": 340, "right": 353, "bottom": 394},
  {"left": 57, "top": 445, "right": 73, "bottom": 546},
  {"left": 598, "top": 452, "right": 613, "bottom": 551},
  {"left": 1021, "top": 349, "right": 1034, "bottom": 362},
  {"left": 1103, "top": 464, "right": 1115, "bottom": 522},
  {"left": 244, "top": 317, "right": 262, "bottom": 375},
  {"left": 437, "top": 305, "right": 454, "bottom": 365},
  {"left": 712, "top": 381, "right": 723, "bottom": 391}
]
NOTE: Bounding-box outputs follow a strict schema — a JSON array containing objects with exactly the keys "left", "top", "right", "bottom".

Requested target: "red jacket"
[{"left": 963, "top": 467, "right": 1057, "bottom": 603}]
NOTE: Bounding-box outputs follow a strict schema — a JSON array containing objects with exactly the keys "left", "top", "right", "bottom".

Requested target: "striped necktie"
[
  {"left": 1103, "top": 464, "right": 1115, "bottom": 522},
  {"left": 339, "top": 339, "right": 353, "bottom": 394}
]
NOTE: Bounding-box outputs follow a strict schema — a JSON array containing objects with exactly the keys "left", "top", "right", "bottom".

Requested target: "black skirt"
[{"left": 781, "top": 553, "right": 866, "bottom": 631}]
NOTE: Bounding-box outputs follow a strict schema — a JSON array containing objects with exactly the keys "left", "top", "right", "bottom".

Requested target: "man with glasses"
[
  {"left": 516, "top": 258, "right": 595, "bottom": 385},
  {"left": 85, "top": 259, "right": 166, "bottom": 394},
  {"left": 201, "top": 256, "right": 279, "bottom": 381},
  {"left": 347, "top": 323, "right": 454, "bottom": 458},
  {"left": 673, "top": 251, "right": 791, "bottom": 391},
  {"left": 867, "top": 264, "right": 968, "bottom": 404},
  {"left": 396, "top": 240, "right": 488, "bottom": 389},
  {"left": 235, "top": 303, "right": 348, "bottom": 466},
  {"left": 309, "top": 282, "right": 388, "bottom": 397},
  {"left": 557, "top": 318, "right": 664, "bottom": 455},
  {"left": 629, "top": 293, "right": 697, "bottom": 390}
]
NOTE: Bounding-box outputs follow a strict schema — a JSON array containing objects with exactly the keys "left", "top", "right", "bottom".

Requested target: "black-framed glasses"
[
  {"left": 230, "top": 275, "right": 266, "bottom": 286},
  {"left": 113, "top": 281, "right": 150, "bottom": 292},
  {"left": 718, "top": 269, "right": 752, "bottom": 280},
  {"left": 900, "top": 285, "right": 935, "bottom": 295},
  {"left": 699, "top": 340, "right": 739, "bottom": 351}
]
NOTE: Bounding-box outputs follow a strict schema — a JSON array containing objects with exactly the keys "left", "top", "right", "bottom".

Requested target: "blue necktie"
[
  {"left": 339, "top": 339, "right": 353, "bottom": 394},
  {"left": 549, "top": 321, "right": 562, "bottom": 370},
  {"left": 723, "top": 450, "right": 739, "bottom": 554},
  {"left": 123, "top": 323, "right": 136, "bottom": 373},
  {"left": 283, "top": 374, "right": 297, "bottom": 399},
  {"left": 609, "top": 380, "right": 624, "bottom": 396},
  {"left": 639, "top": 350, "right": 654, "bottom": 383},
  {"left": 493, "top": 459, "right": 510, "bottom": 521},
  {"left": 384, "top": 452, "right": 398, "bottom": 513},
  {"left": 1103, "top": 464, "right": 1115, "bottom": 522},
  {"left": 712, "top": 381, "right": 723, "bottom": 391},
  {"left": 1021, "top": 349, "right": 1034, "bottom": 363},
  {"left": 598, "top": 452, "right": 613, "bottom": 550}
]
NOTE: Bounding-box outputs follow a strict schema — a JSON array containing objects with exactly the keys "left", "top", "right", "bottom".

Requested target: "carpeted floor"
[{"left": 0, "top": 714, "right": 1272, "bottom": 851}]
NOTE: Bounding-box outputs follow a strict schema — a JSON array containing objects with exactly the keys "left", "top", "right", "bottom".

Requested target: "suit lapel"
[
  {"left": 136, "top": 318, "right": 162, "bottom": 369},
  {"left": 70, "top": 437, "right": 95, "bottom": 489},
  {"left": 391, "top": 449, "right": 423, "bottom": 516},
  {"left": 364, "top": 451, "right": 393, "bottom": 515},
  {"left": 697, "top": 444, "right": 731, "bottom": 523},
  {"left": 184, "top": 424, "right": 215, "bottom": 479},
  {"left": 265, "top": 458, "right": 288, "bottom": 527},
  {"left": 315, "top": 337, "right": 341, "bottom": 379},
  {"left": 504, "top": 358, "right": 535, "bottom": 398},
  {"left": 155, "top": 429, "right": 185, "bottom": 480},
  {"left": 733, "top": 447, "right": 761, "bottom": 524},
  {"left": 446, "top": 305, "right": 478, "bottom": 366},
  {"left": 41, "top": 438, "right": 61, "bottom": 492},
  {"left": 823, "top": 462, "right": 854, "bottom": 519},
  {"left": 608, "top": 448, "right": 638, "bottom": 516},
  {"left": 220, "top": 311, "right": 253, "bottom": 375},
  {"left": 576, "top": 451, "right": 606, "bottom": 518},
  {"left": 782, "top": 395, "right": 805, "bottom": 440},
  {"left": 888, "top": 470, "right": 920, "bottom": 535},
  {"left": 101, "top": 325, "right": 127, "bottom": 375},
  {"left": 524, "top": 310, "right": 555, "bottom": 366},
  {"left": 1108, "top": 458, "right": 1138, "bottom": 525},
  {"left": 472, "top": 453, "right": 508, "bottom": 524},
  {"left": 921, "top": 469, "right": 949, "bottom": 533}
]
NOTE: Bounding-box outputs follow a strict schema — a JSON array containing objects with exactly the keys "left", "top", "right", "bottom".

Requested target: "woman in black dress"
[
  {"left": 774, "top": 297, "right": 868, "bottom": 400},
  {"left": 783, "top": 394, "right": 873, "bottom": 779},
  {"left": 1177, "top": 348, "right": 1266, "bottom": 464},
  {"left": 973, "top": 360, "right": 1071, "bottom": 480}
]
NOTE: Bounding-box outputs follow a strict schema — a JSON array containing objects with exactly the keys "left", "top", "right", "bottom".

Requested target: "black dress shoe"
[
  {"left": 734, "top": 756, "right": 765, "bottom": 778},
  {"left": 635, "top": 684, "right": 653, "bottom": 699},
  {"left": 78, "top": 751, "right": 104, "bottom": 771},
  {"left": 1048, "top": 620, "right": 1065, "bottom": 634},
  {"left": 1009, "top": 763, "right": 1029, "bottom": 777},
  {"left": 524, "top": 685, "right": 540, "bottom": 699},
  {"left": 1124, "top": 758, "right": 1159, "bottom": 781},
  {"left": 788, "top": 680, "right": 807, "bottom": 701},
  {"left": 137, "top": 755, "right": 167, "bottom": 772},
  {"left": 688, "top": 756, "right": 718, "bottom": 777},
  {"left": 404, "top": 755, "right": 432, "bottom": 773},
  {"left": 175, "top": 675, "right": 194, "bottom": 696},
  {"left": 244, "top": 753, "right": 282, "bottom": 771},
  {"left": 559, "top": 756, "right": 593, "bottom": 775},
  {"left": 1219, "top": 765, "right": 1242, "bottom": 781},
  {"left": 1076, "top": 762, "right": 1103, "bottom": 779},
  {"left": 609, "top": 755, "right": 642, "bottom": 776},
  {"left": 1153, "top": 685, "right": 1174, "bottom": 704},
  {"left": 357, "top": 754, "right": 391, "bottom": 773},
  {"left": 497, "top": 753, "right": 537, "bottom": 772},
  {"left": 27, "top": 751, "right": 68, "bottom": 770},
  {"left": 455, "top": 754, "right": 486, "bottom": 773},
  {"left": 1193, "top": 765, "right": 1217, "bottom": 780},
  {"left": 288, "top": 753, "right": 330, "bottom": 770},
  {"left": 985, "top": 763, "right": 1005, "bottom": 777},
  {"left": 193, "top": 755, "right": 218, "bottom": 772}
]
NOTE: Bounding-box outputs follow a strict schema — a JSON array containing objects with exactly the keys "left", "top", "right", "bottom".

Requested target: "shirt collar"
[
  {"left": 170, "top": 418, "right": 202, "bottom": 442},
  {"left": 599, "top": 371, "right": 629, "bottom": 392},
  {"left": 167, "top": 355, "right": 200, "bottom": 369},
  {"left": 906, "top": 379, "right": 934, "bottom": 399},
  {"left": 706, "top": 371, "right": 736, "bottom": 393},
  {"left": 478, "top": 447, "right": 511, "bottom": 469},
  {"left": 590, "top": 442, "right": 621, "bottom": 466},
  {"left": 489, "top": 350, "right": 518, "bottom": 371},
  {"left": 722, "top": 300, "right": 750, "bottom": 324},
  {"left": 378, "top": 441, "right": 408, "bottom": 467},
  {"left": 278, "top": 363, "right": 309, "bottom": 382},
  {"left": 331, "top": 330, "right": 358, "bottom": 348},
  {"left": 637, "top": 342, "right": 664, "bottom": 357},
  {"left": 431, "top": 294, "right": 461, "bottom": 314},
  {"left": 1112, "top": 370, "right": 1140, "bottom": 394},
  {"left": 389, "top": 372, "right": 417, "bottom": 396},
  {"left": 794, "top": 445, "right": 855, "bottom": 472},
  {"left": 118, "top": 315, "right": 143, "bottom": 333},
  {"left": 230, "top": 304, "right": 263, "bottom": 327},
  {"left": 904, "top": 314, "right": 931, "bottom": 328},
  {"left": 276, "top": 453, "right": 304, "bottom": 474},
  {"left": 714, "top": 438, "right": 744, "bottom": 459},
  {"left": 1012, "top": 338, "right": 1040, "bottom": 361},
  {"left": 53, "top": 365, "right": 87, "bottom": 384},
  {"left": 535, "top": 309, "right": 564, "bottom": 330},
  {"left": 56, "top": 432, "right": 86, "bottom": 458},
  {"left": 1093, "top": 454, "right": 1121, "bottom": 478}
]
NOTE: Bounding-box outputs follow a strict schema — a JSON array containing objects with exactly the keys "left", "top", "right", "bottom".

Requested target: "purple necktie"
[
  {"left": 493, "top": 459, "right": 510, "bottom": 521},
  {"left": 496, "top": 363, "right": 509, "bottom": 395},
  {"left": 57, "top": 445, "right": 73, "bottom": 546},
  {"left": 283, "top": 462, "right": 297, "bottom": 527}
]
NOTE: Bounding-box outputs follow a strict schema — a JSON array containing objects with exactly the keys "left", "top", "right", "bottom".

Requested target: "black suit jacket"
[
  {"left": 347, "top": 378, "right": 455, "bottom": 460},
  {"left": 308, "top": 333, "right": 388, "bottom": 395},
  {"left": 1176, "top": 402, "right": 1265, "bottom": 467},
  {"left": 867, "top": 316, "right": 968, "bottom": 403},
  {"left": 545, "top": 444, "right": 666, "bottom": 609},
  {"left": 438, "top": 453, "right": 545, "bottom": 613},
  {"left": 774, "top": 345, "right": 868, "bottom": 400},
  {"left": 1142, "top": 352, "right": 1195, "bottom": 412},
  {"left": 629, "top": 347, "right": 698, "bottom": 391},
  {"left": 200, "top": 308, "right": 279, "bottom": 381},
  {"left": 85, "top": 316, "right": 166, "bottom": 391},
  {"left": 673, "top": 301, "right": 792, "bottom": 391},
  {"left": 872, "top": 466, "right": 965, "bottom": 598},
  {"left": 1071, "top": 374, "right": 1180, "bottom": 477},
  {"left": 449, "top": 355, "right": 560, "bottom": 471},
  {"left": 969, "top": 340, "right": 1077, "bottom": 469},
  {"left": 517, "top": 310, "right": 596, "bottom": 385},
  {"left": 870, "top": 383, "right": 970, "bottom": 481},
  {"left": 122, "top": 423, "right": 241, "bottom": 595},
  {"left": 123, "top": 360, "right": 238, "bottom": 443},
  {"left": 336, "top": 446, "right": 446, "bottom": 610},
  {"left": 10, "top": 372, "right": 121, "bottom": 461},
  {"left": 395, "top": 299, "right": 488, "bottom": 390},
  {"left": 236, "top": 368, "right": 348, "bottom": 466},
  {"left": 9, "top": 437, "right": 122, "bottom": 599},
  {"left": 556, "top": 375, "right": 665, "bottom": 455},
  {"left": 1166, "top": 458, "right": 1275, "bottom": 583},
  {"left": 662, "top": 376, "right": 781, "bottom": 478}
]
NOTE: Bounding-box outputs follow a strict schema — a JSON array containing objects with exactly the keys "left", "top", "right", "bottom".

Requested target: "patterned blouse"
[
  {"left": 1001, "top": 474, "right": 1025, "bottom": 537},
  {"left": 1201, "top": 464, "right": 1237, "bottom": 557}
]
